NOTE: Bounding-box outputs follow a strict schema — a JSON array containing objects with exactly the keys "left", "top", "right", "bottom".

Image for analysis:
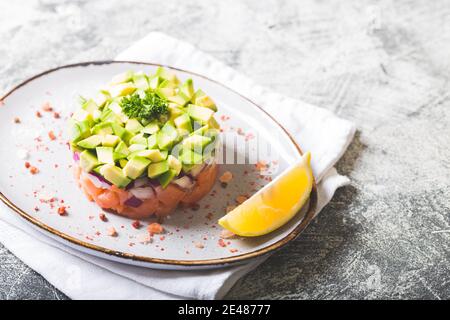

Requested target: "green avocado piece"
[
  {"left": 208, "top": 116, "right": 220, "bottom": 129},
  {"left": 137, "top": 149, "right": 168, "bottom": 162},
  {"left": 147, "top": 160, "right": 169, "bottom": 178},
  {"left": 108, "top": 82, "right": 136, "bottom": 97},
  {"left": 99, "top": 164, "right": 131, "bottom": 188},
  {"left": 123, "top": 156, "right": 151, "bottom": 179},
  {"left": 142, "top": 121, "right": 160, "bottom": 135},
  {"left": 128, "top": 144, "right": 147, "bottom": 153},
  {"left": 119, "top": 159, "right": 128, "bottom": 168},
  {"left": 156, "top": 87, "right": 176, "bottom": 99},
  {"left": 174, "top": 113, "right": 193, "bottom": 133},
  {"left": 167, "top": 155, "right": 182, "bottom": 175},
  {"left": 192, "top": 89, "right": 217, "bottom": 111},
  {"left": 168, "top": 94, "right": 191, "bottom": 106},
  {"left": 81, "top": 99, "right": 99, "bottom": 113},
  {"left": 111, "top": 122, "right": 126, "bottom": 138},
  {"left": 125, "top": 119, "right": 144, "bottom": 134},
  {"left": 158, "top": 169, "right": 178, "bottom": 188},
  {"left": 159, "top": 79, "right": 177, "bottom": 89},
  {"left": 179, "top": 148, "right": 203, "bottom": 165},
  {"left": 100, "top": 108, "right": 122, "bottom": 124},
  {"left": 179, "top": 79, "right": 195, "bottom": 100},
  {"left": 147, "top": 134, "right": 158, "bottom": 149},
  {"left": 102, "top": 134, "right": 120, "bottom": 147},
  {"left": 148, "top": 75, "right": 162, "bottom": 90},
  {"left": 80, "top": 150, "right": 99, "bottom": 172},
  {"left": 132, "top": 72, "right": 149, "bottom": 90},
  {"left": 182, "top": 134, "right": 212, "bottom": 151},
  {"left": 155, "top": 67, "right": 179, "bottom": 84},
  {"left": 69, "top": 119, "right": 91, "bottom": 143},
  {"left": 96, "top": 147, "right": 115, "bottom": 164},
  {"left": 129, "top": 133, "right": 148, "bottom": 146},
  {"left": 187, "top": 104, "right": 214, "bottom": 124},
  {"left": 72, "top": 109, "right": 93, "bottom": 122},
  {"left": 92, "top": 122, "right": 113, "bottom": 135},
  {"left": 113, "top": 151, "right": 127, "bottom": 160},
  {"left": 114, "top": 141, "right": 130, "bottom": 156},
  {"left": 156, "top": 122, "right": 178, "bottom": 150},
  {"left": 77, "top": 135, "right": 103, "bottom": 149}
]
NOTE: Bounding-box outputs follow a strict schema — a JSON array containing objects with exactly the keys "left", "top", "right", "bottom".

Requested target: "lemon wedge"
[{"left": 218, "top": 152, "right": 313, "bottom": 237}]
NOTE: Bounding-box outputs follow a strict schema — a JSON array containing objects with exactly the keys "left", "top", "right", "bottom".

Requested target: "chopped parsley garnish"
[{"left": 120, "top": 91, "right": 169, "bottom": 122}]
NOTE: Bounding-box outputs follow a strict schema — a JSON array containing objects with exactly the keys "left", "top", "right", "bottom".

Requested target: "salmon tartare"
[{"left": 69, "top": 68, "right": 220, "bottom": 218}]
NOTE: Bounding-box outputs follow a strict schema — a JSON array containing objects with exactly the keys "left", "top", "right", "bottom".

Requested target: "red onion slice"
[
  {"left": 124, "top": 196, "right": 143, "bottom": 208},
  {"left": 73, "top": 152, "right": 80, "bottom": 162}
]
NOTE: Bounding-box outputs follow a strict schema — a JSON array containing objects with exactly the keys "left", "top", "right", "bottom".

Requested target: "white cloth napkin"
[{"left": 0, "top": 32, "right": 355, "bottom": 300}]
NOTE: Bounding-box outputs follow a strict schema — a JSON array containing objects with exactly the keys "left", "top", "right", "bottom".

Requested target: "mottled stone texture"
[{"left": 0, "top": 0, "right": 449, "bottom": 300}]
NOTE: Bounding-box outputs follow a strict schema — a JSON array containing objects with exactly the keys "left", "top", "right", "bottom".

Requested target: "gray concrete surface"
[{"left": 0, "top": 0, "right": 449, "bottom": 299}]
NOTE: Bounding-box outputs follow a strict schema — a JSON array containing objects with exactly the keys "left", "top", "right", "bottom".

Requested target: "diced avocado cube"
[
  {"left": 69, "top": 119, "right": 91, "bottom": 143},
  {"left": 192, "top": 124, "right": 209, "bottom": 136},
  {"left": 138, "top": 149, "right": 168, "bottom": 162},
  {"left": 92, "top": 164, "right": 104, "bottom": 175},
  {"left": 113, "top": 152, "right": 127, "bottom": 160},
  {"left": 192, "top": 89, "right": 217, "bottom": 111},
  {"left": 111, "top": 122, "right": 126, "bottom": 138},
  {"left": 102, "top": 134, "right": 120, "bottom": 147},
  {"left": 100, "top": 108, "right": 121, "bottom": 124},
  {"left": 159, "top": 79, "right": 177, "bottom": 89},
  {"left": 147, "top": 160, "right": 169, "bottom": 178},
  {"left": 157, "top": 122, "right": 178, "bottom": 150},
  {"left": 179, "top": 148, "right": 203, "bottom": 165},
  {"left": 129, "top": 133, "right": 148, "bottom": 146},
  {"left": 108, "top": 83, "right": 136, "bottom": 97},
  {"left": 142, "top": 121, "right": 160, "bottom": 135},
  {"left": 168, "top": 103, "right": 185, "bottom": 121},
  {"left": 187, "top": 104, "right": 214, "bottom": 124},
  {"left": 182, "top": 135, "right": 212, "bottom": 151},
  {"left": 179, "top": 79, "right": 195, "bottom": 101},
  {"left": 128, "top": 144, "right": 147, "bottom": 153},
  {"left": 156, "top": 87, "right": 176, "bottom": 99},
  {"left": 110, "top": 71, "right": 133, "bottom": 85},
  {"left": 91, "top": 122, "right": 113, "bottom": 135},
  {"left": 132, "top": 72, "right": 149, "bottom": 89},
  {"left": 81, "top": 99, "right": 98, "bottom": 113},
  {"left": 167, "top": 155, "right": 182, "bottom": 175},
  {"left": 123, "top": 156, "right": 151, "bottom": 179},
  {"left": 77, "top": 135, "right": 103, "bottom": 149},
  {"left": 158, "top": 169, "right": 178, "bottom": 188},
  {"left": 155, "top": 67, "right": 179, "bottom": 84},
  {"left": 121, "top": 130, "right": 135, "bottom": 145},
  {"left": 208, "top": 116, "right": 220, "bottom": 129},
  {"left": 119, "top": 159, "right": 128, "bottom": 168},
  {"left": 114, "top": 141, "right": 130, "bottom": 156},
  {"left": 108, "top": 101, "right": 123, "bottom": 115},
  {"left": 72, "top": 109, "right": 93, "bottom": 122},
  {"left": 93, "top": 109, "right": 102, "bottom": 121},
  {"left": 96, "top": 147, "right": 115, "bottom": 164},
  {"left": 93, "top": 92, "right": 108, "bottom": 108},
  {"left": 147, "top": 134, "right": 158, "bottom": 149},
  {"left": 125, "top": 119, "right": 144, "bottom": 134},
  {"left": 99, "top": 164, "right": 131, "bottom": 188},
  {"left": 80, "top": 150, "right": 99, "bottom": 172},
  {"left": 148, "top": 75, "right": 162, "bottom": 90},
  {"left": 168, "top": 94, "right": 190, "bottom": 106},
  {"left": 174, "top": 113, "right": 193, "bottom": 133}
]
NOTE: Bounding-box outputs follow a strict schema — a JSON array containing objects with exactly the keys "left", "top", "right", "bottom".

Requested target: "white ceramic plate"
[{"left": 0, "top": 61, "right": 317, "bottom": 270}]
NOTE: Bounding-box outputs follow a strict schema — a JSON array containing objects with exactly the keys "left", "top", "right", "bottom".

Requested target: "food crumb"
[
  {"left": 57, "top": 206, "right": 67, "bottom": 216},
  {"left": 107, "top": 226, "right": 118, "bottom": 237},
  {"left": 218, "top": 239, "right": 227, "bottom": 247},
  {"left": 99, "top": 213, "right": 108, "bottom": 222},
  {"left": 42, "top": 102, "right": 53, "bottom": 112},
  {"left": 29, "top": 166, "right": 39, "bottom": 175},
  {"left": 14, "top": 117, "right": 21, "bottom": 124},
  {"left": 53, "top": 112, "right": 60, "bottom": 119},
  {"left": 131, "top": 220, "right": 141, "bottom": 229},
  {"left": 219, "top": 171, "right": 233, "bottom": 184},
  {"left": 25, "top": 162, "right": 31, "bottom": 169},
  {"left": 36, "top": 111, "right": 42, "bottom": 118},
  {"left": 229, "top": 248, "right": 238, "bottom": 253},
  {"left": 48, "top": 131, "right": 56, "bottom": 141},
  {"left": 236, "top": 195, "right": 248, "bottom": 204},
  {"left": 194, "top": 242, "right": 205, "bottom": 249},
  {"left": 147, "top": 222, "right": 164, "bottom": 235},
  {"left": 137, "top": 233, "right": 152, "bottom": 244}
]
